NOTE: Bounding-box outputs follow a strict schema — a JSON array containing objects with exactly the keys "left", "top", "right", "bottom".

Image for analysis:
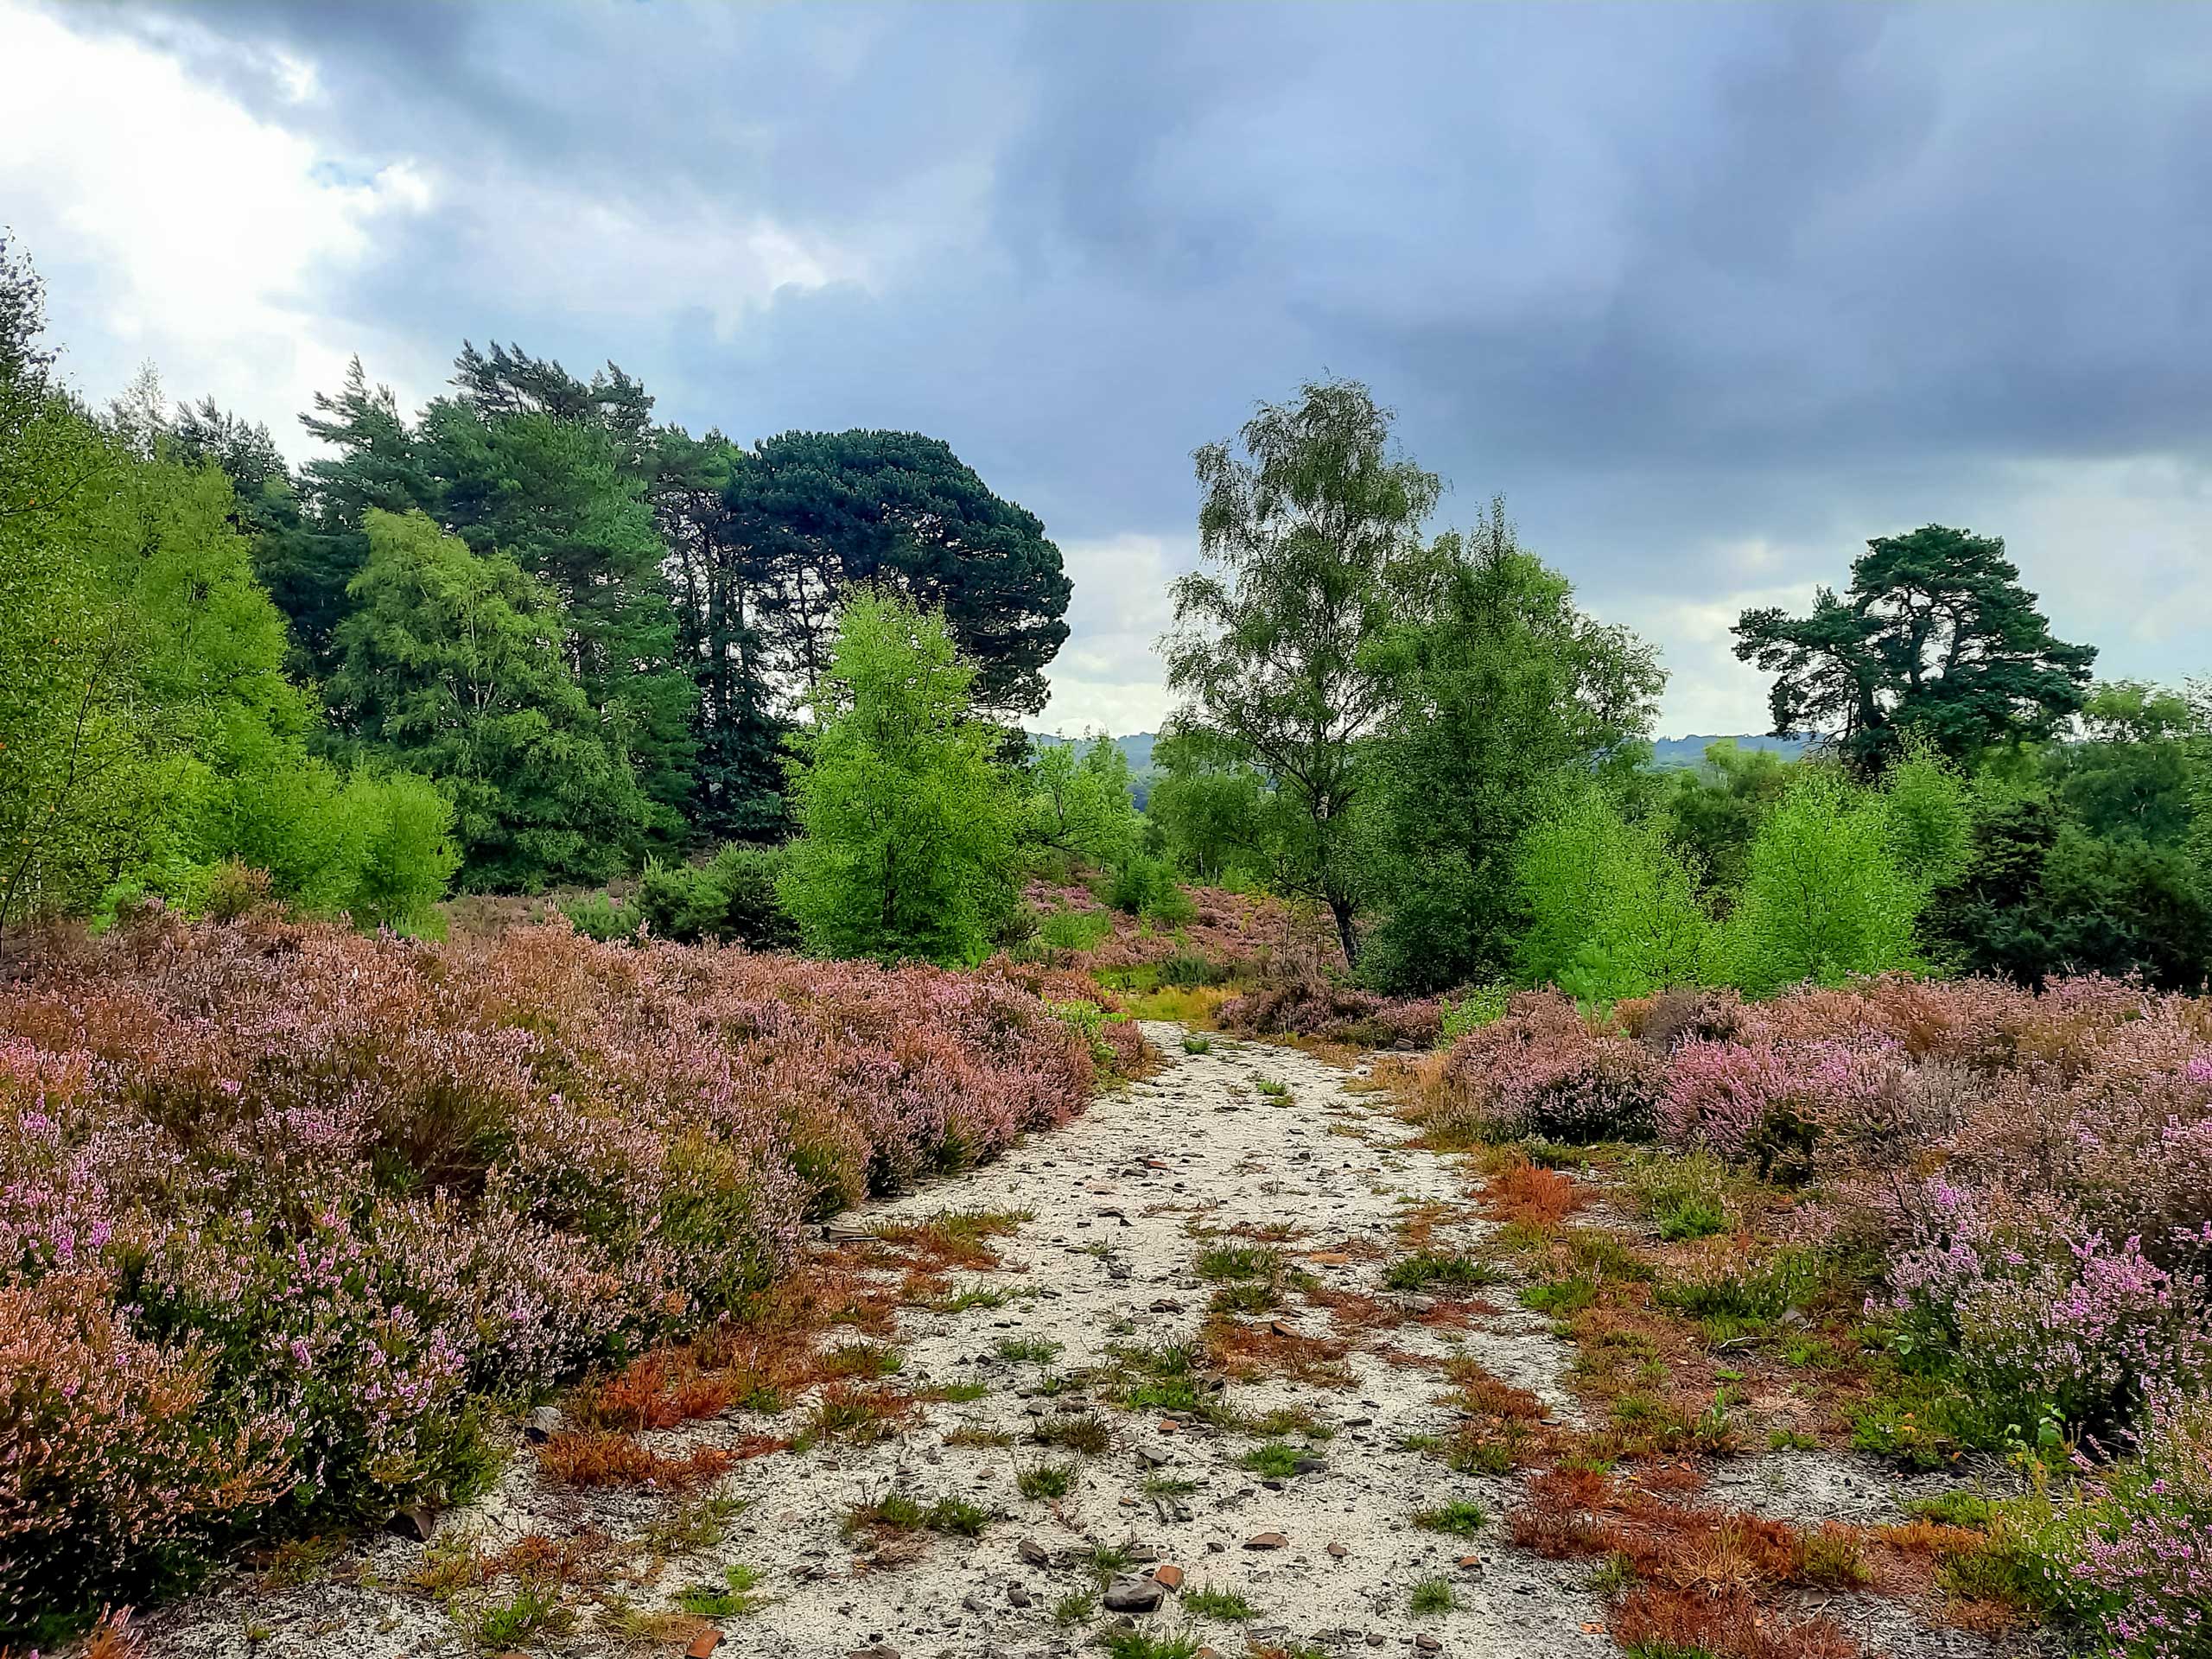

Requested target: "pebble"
[{"left": 1102, "top": 1576, "right": 1166, "bottom": 1613}]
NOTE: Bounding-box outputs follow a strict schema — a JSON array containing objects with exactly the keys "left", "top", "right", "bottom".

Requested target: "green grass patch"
[
  {"left": 1412, "top": 1499, "right": 1487, "bottom": 1536},
  {"left": 1196, "top": 1243, "right": 1281, "bottom": 1281},
  {"left": 1016, "top": 1459, "right": 1077, "bottom": 1499},
  {"left": 1408, "top": 1578, "right": 1455, "bottom": 1614},
  {"left": 1237, "top": 1441, "right": 1301, "bottom": 1478},
  {"left": 1384, "top": 1250, "right": 1500, "bottom": 1292},
  {"left": 674, "top": 1562, "right": 765, "bottom": 1618},
  {"left": 1181, "top": 1586, "right": 1255, "bottom": 1620}
]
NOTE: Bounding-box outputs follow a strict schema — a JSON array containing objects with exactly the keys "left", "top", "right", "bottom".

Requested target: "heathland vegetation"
[{"left": 4, "top": 227, "right": 2211, "bottom": 1659}]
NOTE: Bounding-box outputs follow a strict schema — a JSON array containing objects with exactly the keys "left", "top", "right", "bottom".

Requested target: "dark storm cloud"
[{"left": 60, "top": 1, "right": 2212, "bottom": 722}]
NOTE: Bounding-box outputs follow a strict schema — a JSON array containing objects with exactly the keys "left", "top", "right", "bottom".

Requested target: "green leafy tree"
[
  {"left": 1733, "top": 524, "right": 2095, "bottom": 772},
  {"left": 1512, "top": 788, "right": 1713, "bottom": 1001},
  {"left": 650, "top": 424, "right": 786, "bottom": 838},
  {"left": 1028, "top": 734, "right": 1139, "bottom": 871},
  {"left": 2045, "top": 680, "right": 2207, "bottom": 848},
  {"left": 727, "top": 429, "right": 1072, "bottom": 716},
  {"left": 1360, "top": 501, "right": 1663, "bottom": 993},
  {"left": 416, "top": 392, "right": 696, "bottom": 836},
  {"left": 259, "top": 359, "right": 434, "bottom": 677},
  {"left": 1162, "top": 377, "right": 1440, "bottom": 966},
  {"left": 778, "top": 593, "right": 1019, "bottom": 964},
  {"left": 1147, "top": 727, "right": 1274, "bottom": 886},
  {"left": 1926, "top": 783, "right": 2212, "bottom": 991},
  {"left": 1722, "top": 768, "right": 1922, "bottom": 993},
  {"left": 327, "top": 509, "right": 652, "bottom": 892},
  {"left": 0, "top": 239, "right": 156, "bottom": 928},
  {"left": 1656, "top": 741, "right": 1797, "bottom": 899}
]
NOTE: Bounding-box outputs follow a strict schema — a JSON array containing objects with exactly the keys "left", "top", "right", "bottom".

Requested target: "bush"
[
  {"left": 636, "top": 842, "right": 800, "bottom": 950},
  {"left": 563, "top": 888, "right": 641, "bottom": 942},
  {"left": 1434, "top": 991, "right": 1662, "bottom": 1142},
  {"left": 2052, "top": 1389, "right": 2212, "bottom": 1659},
  {"left": 1038, "top": 906, "right": 1114, "bottom": 954},
  {"left": 1103, "top": 855, "right": 1195, "bottom": 924},
  {"left": 0, "top": 916, "right": 1096, "bottom": 1626},
  {"left": 1882, "top": 1185, "right": 2209, "bottom": 1440},
  {"left": 0, "top": 1273, "right": 292, "bottom": 1629},
  {"left": 1217, "top": 977, "right": 1444, "bottom": 1049}
]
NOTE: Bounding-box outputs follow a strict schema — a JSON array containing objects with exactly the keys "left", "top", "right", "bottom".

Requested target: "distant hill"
[
  {"left": 1030, "top": 730, "right": 1155, "bottom": 772},
  {"left": 1645, "top": 734, "right": 1811, "bottom": 770},
  {"left": 1027, "top": 730, "right": 1159, "bottom": 806},
  {"left": 1027, "top": 729, "right": 1808, "bottom": 801}
]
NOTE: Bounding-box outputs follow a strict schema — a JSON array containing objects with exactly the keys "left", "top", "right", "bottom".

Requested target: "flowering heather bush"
[
  {"left": 1216, "top": 976, "right": 1445, "bottom": 1049},
  {"left": 1452, "top": 974, "right": 2212, "bottom": 1448},
  {"left": 1885, "top": 1183, "right": 2210, "bottom": 1436},
  {"left": 2058, "top": 1389, "right": 2212, "bottom": 1659},
  {"left": 1436, "top": 991, "right": 1663, "bottom": 1143},
  {"left": 0, "top": 912, "right": 1095, "bottom": 1628}
]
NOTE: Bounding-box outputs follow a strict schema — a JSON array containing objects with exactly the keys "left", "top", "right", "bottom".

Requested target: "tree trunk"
[{"left": 1327, "top": 893, "right": 1358, "bottom": 971}]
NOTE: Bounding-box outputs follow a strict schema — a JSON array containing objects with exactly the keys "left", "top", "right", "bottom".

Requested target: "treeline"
[
  {"left": 0, "top": 234, "right": 1072, "bottom": 933},
  {"left": 1146, "top": 378, "right": 2212, "bottom": 996}
]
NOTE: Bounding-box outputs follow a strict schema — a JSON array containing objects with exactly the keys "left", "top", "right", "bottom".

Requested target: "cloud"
[
  {"left": 1037, "top": 534, "right": 1189, "bottom": 736},
  {"left": 11, "top": 0, "right": 2209, "bottom": 737},
  {"left": 0, "top": 2, "right": 438, "bottom": 429}
]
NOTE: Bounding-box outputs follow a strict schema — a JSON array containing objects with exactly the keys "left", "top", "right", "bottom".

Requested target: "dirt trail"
[{"left": 154, "top": 1024, "right": 1996, "bottom": 1659}]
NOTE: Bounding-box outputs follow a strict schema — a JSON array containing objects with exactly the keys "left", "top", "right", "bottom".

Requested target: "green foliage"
[
  {"left": 1165, "top": 377, "right": 1440, "bottom": 966},
  {"left": 1104, "top": 853, "right": 1196, "bottom": 923},
  {"left": 1180, "top": 1586, "right": 1255, "bottom": 1620},
  {"left": 1147, "top": 727, "right": 1274, "bottom": 885},
  {"left": 1721, "top": 767, "right": 1921, "bottom": 994},
  {"left": 1408, "top": 1578, "right": 1456, "bottom": 1614},
  {"left": 1513, "top": 789, "right": 1714, "bottom": 1001},
  {"left": 1656, "top": 740, "right": 1796, "bottom": 896},
  {"left": 0, "top": 258, "right": 460, "bottom": 932},
  {"left": 1037, "top": 906, "right": 1113, "bottom": 953},
  {"left": 1362, "top": 502, "right": 1663, "bottom": 993},
  {"left": 1030, "top": 733, "right": 1138, "bottom": 869},
  {"left": 674, "top": 1562, "right": 765, "bottom": 1618},
  {"left": 416, "top": 372, "right": 697, "bottom": 837},
  {"left": 327, "top": 510, "right": 653, "bottom": 892},
  {"left": 1413, "top": 1500, "right": 1488, "bottom": 1535},
  {"left": 631, "top": 842, "right": 798, "bottom": 948},
  {"left": 725, "top": 428, "right": 1071, "bottom": 717},
  {"left": 1440, "top": 985, "right": 1511, "bottom": 1041},
  {"left": 1627, "top": 1151, "right": 1733, "bottom": 1242},
  {"left": 1733, "top": 524, "right": 2096, "bottom": 772},
  {"left": 778, "top": 593, "right": 1020, "bottom": 965}
]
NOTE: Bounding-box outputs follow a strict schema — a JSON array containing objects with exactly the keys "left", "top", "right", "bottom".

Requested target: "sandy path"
[{"left": 152, "top": 1024, "right": 1999, "bottom": 1659}]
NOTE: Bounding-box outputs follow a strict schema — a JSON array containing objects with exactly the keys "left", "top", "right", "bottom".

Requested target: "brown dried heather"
[
  {"left": 1511, "top": 1468, "right": 1619, "bottom": 1558},
  {"left": 1610, "top": 1586, "right": 1859, "bottom": 1659},
  {"left": 1442, "top": 1357, "right": 1548, "bottom": 1419},
  {"left": 576, "top": 1351, "right": 741, "bottom": 1433},
  {"left": 535, "top": 1431, "right": 739, "bottom": 1489},
  {"left": 1205, "top": 1319, "right": 1357, "bottom": 1387},
  {"left": 1483, "top": 1159, "right": 1587, "bottom": 1231}
]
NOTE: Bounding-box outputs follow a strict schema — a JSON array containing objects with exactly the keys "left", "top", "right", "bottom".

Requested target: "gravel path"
[{"left": 149, "top": 1023, "right": 2008, "bottom": 1659}]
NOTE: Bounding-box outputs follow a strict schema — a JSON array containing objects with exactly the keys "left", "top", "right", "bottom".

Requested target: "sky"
[{"left": 4, "top": 1, "right": 2208, "bottom": 737}]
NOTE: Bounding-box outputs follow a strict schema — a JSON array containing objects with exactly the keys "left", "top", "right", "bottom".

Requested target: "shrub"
[
  {"left": 2054, "top": 1389, "right": 2212, "bottom": 1659},
  {"left": 1218, "top": 977, "right": 1444, "bottom": 1049},
  {"left": 0, "top": 916, "right": 1096, "bottom": 1627},
  {"left": 1039, "top": 906, "right": 1114, "bottom": 954},
  {"left": 1883, "top": 1184, "right": 2210, "bottom": 1439},
  {"left": 0, "top": 1273, "right": 293, "bottom": 1627},
  {"left": 1435, "top": 991, "right": 1663, "bottom": 1142}
]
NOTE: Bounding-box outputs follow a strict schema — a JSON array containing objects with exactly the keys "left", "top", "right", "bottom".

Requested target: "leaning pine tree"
[{"left": 778, "top": 592, "right": 1019, "bottom": 966}]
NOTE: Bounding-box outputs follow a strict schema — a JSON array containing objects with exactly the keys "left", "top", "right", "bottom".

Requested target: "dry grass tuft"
[
  {"left": 1483, "top": 1159, "right": 1587, "bottom": 1231},
  {"left": 536, "top": 1431, "right": 742, "bottom": 1490}
]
